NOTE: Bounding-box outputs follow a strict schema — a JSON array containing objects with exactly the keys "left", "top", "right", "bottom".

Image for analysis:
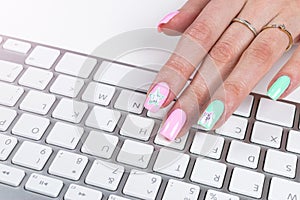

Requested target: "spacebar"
[{"left": 93, "top": 61, "right": 156, "bottom": 92}]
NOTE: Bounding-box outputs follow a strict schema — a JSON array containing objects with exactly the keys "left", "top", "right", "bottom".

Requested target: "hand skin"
[{"left": 144, "top": 0, "right": 300, "bottom": 140}]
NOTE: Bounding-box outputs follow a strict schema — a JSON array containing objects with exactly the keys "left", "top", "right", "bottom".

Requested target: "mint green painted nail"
[
  {"left": 198, "top": 100, "right": 225, "bottom": 130},
  {"left": 267, "top": 75, "right": 291, "bottom": 100}
]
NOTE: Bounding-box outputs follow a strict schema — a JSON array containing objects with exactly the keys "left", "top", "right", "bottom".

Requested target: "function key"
[
  {"left": 25, "top": 45, "right": 60, "bottom": 69},
  {"left": 3, "top": 39, "right": 31, "bottom": 54}
]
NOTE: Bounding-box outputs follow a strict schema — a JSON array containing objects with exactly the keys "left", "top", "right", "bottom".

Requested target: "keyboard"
[{"left": 0, "top": 35, "right": 299, "bottom": 200}]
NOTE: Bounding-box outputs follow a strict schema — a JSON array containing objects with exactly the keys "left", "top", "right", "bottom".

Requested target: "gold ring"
[
  {"left": 232, "top": 18, "right": 258, "bottom": 36},
  {"left": 261, "top": 24, "right": 294, "bottom": 51}
]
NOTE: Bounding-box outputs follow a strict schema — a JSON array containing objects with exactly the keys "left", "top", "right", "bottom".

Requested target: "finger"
[
  {"left": 158, "top": 0, "right": 210, "bottom": 35},
  {"left": 198, "top": 15, "right": 300, "bottom": 130},
  {"left": 267, "top": 45, "right": 300, "bottom": 100},
  {"left": 144, "top": 0, "right": 245, "bottom": 113},
  {"left": 158, "top": 1, "right": 284, "bottom": 139}
]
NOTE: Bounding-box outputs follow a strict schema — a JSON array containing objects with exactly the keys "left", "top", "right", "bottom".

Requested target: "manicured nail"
[
  {"left": 144, "top": 82, "right": 169, "bottom": 112},
  {"left": 198, "top": 100, "right": 225, "bottom": 130},
  {"left": 158, "top": 11, "right": 179, "bottom": 32},
  {"left": 267, "top": 75, "right": 291, "bottom": 100},
  {"left": 159, "top": 109, "right": 186, "bottom": 141}
]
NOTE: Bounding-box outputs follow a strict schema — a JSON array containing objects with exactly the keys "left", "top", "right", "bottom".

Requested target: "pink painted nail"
[
  {"left": 159, "top": 109, "right": 186, "bottom": 141},
  {"left": 158, "top": 11, "right": 179, "bottom": 32},
  {"left": 144, "top": 82, "right": 170, "bottom": 112}
]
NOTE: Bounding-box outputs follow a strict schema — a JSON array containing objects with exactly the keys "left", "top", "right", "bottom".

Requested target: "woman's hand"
[{"left": 144, "top": 0, "right": 300, "bottom": 141}]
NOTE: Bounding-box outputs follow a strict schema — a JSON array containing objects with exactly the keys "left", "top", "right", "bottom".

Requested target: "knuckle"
[
  {"left": 224, "top": 80, "right": 248, "bottom": 98},
  {"left": 190, "top": 83, "right": 209, "bottom": 103},
  {"left": 185, "top": 20, "right": 213, "bottom": 45},
  {"left": 165, "top": 55, "right": 193, "bottom": 77},
  {"left": 210, "top": 41, "right": 236, "bottom": 64},
  {"left": 244, "top": 39, "right": 273, "bottom": 64}
]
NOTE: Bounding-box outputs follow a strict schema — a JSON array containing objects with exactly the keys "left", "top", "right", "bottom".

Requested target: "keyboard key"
[
  {"left": 162, "top": 179, "right": 200, "bottom": 200},
  {"left": 50, "top": 74, "right": 84, "bottom": 98},
  {"left": 20, "top": 90, "right": 56, "bottom": 115},
  {"left": 52, "top": 98, "right": 88, "bottom": 123},
  {"left": 12, "top": 113, "right": 50, "bottom": 140},
  {"left": 120, "top": 114, "right": 155, "bottom": 141},
  {"left": 251, "top": 121, "right": 283, "bottom": 148},
  {"left": 215, "top": 116, "right": 248, "bottom": 139},
  {"left": 25, "top": 173, "right": 63, "bottom": 198},
  {"left": 46, "top": 122, "right": 84, "bottom": 149},
  {"left": 287, "top": 130, "right": 300, "bottom": 154},
  {"left": 65, "top": 184, "right": 103, "bottom": 200},
  {"left": 123, "top": 169, "right": 162, "bottom": 200},
  {"left": 147, "top": 101, "right": 174, "bottom": 120},
  {"left": 153, "top": 148, "right": 190, "bottom": 178},
  {"left": 227, "top": 140, "right": 261, "bottom": 169},
  {"left": 0, "top": 82, "right": 24, "bottom": 106},
  {"left": 3, "top": 39, "right": 31, "bottom": 54},
  {"left": 256, "top": 98, "right": 295, "bottom": 127},
  {"left": 0, "top": 106, "right": 17, "bottom": 131},
  {"left": 205, "top": 190, "right": 239, "bottom": 200},
  {"left": 0, "top": 164, "right": 25, "bottom": 187},
  {"left": 49, "top": 150, "right": 88, "bottom": 181},
  {"left": 81, "top": 131, "right": 119, "bottom": 159},
  {"left": 233, "top": 95, "right": 254, "bottom": 117},
  {"left": 25, "top": 45, "right": 60, "bottom": 69},
  {"left": 0, "top": 60, "right": 23, "bottom": 82},
  {"left": 154, "top": 131, "right": 188, "bottom": 150},
  {"left": 190, "top": 132, "right": 224, "bottom": 159},
  {"left": 108, "top": 195, "right": 131, "bottom": 200},
  {"left": 114, "top": 90, "right": 146, "bottom": 114},
  {"left": 55, "top": 52, "right": 97, "bottom": 78},
  {"left": 82, "top": 82, "right": 116, "bottom": 106},
  {"left": 85, "top": 106, "right": 121, "bottom": 132},
  {"left": 94, "top": 61, "right": 156, "bottom": 92},
  {"left": 268, "top": 177, "right": 300, "bottom": 200},
  {"left": 117, "top": 139, "right": 153, "bottom": 168},
  {"left": 0, "top": 134, "right": 18, "bottom": 160},
  {"left": 264, "top": 149, "right": 297, "bottom": 178},
  {"left": 86, "top": 160, "right": 124, "bottom": 191},
  {"left": 12, "top": 141, "right": 52, "bottom": 170},
  {"left": 229, "top": 167, "right": 265, "bottom": 198},
  {"left": 190, "top": 158, "right": 227, "bottom": 188},
  {"left": 19, "top": 67, "right": 53, "bottom": 90}
]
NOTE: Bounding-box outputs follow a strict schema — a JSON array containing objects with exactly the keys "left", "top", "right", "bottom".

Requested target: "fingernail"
[
  {"left": 157, "top": 11, "right": 179, "bottom": 32},
  {"left": 267, "top": 75, "right": 291, "bottom": 100},
  {"left": 159, "top": 109, "right": 186, "bottom": 141},
  {"left": 198, "top": 100, "right": 225, "bottom": 130},
  {"left": 144, "top": 82, "right": 169, "bottom": 112}
]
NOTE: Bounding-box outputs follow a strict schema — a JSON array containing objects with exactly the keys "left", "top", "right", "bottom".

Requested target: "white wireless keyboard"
[{"left": 0, "top": 35, "right": 299, "bottom": 200}]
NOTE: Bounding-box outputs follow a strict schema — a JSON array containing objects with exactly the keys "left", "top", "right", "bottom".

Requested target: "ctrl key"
[
  {"left": 25, "top": 173, "right": 63, "bottom": 198},
  {"left": 0, "top": 164, "right": 25, "bottom": 187}
]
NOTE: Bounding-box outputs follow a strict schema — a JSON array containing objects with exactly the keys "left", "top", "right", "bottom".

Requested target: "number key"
[
  {"left": 0, "top": 134, "right": 18, "bottom": 160},
  {"left": 12, "top": 141, "right": 52, "bottom": 170},
  {"left": 162, "top": 179, "right": 200, "bottom": 200},
  {"left": 49, "top": 150, "right": 88, "bottom": 180},
  {"left": 123, "top": 169, "right": 161, "bottom": 200}
]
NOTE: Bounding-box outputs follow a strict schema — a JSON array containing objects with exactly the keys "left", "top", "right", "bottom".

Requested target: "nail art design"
[
  {"left": 267, "top": 75, "right": 291, "bottom": 100},
  {"left": 149, "top": 88, "right": 165, "bottom": 106},
  {"left": 198, "top": 100, "right": 225, "bottom": 130},
  {"left": 144, "top": 82, "right": 169, "bottom": 112},
  {"left": 159, "top": 109, "right": 186, "bottom": 141},
  {"left": 158, "top": 11, "right": 179, "bottom": 31}
]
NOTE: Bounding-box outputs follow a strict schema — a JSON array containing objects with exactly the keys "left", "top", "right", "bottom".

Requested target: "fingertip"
[{"left": 267, "top": 75, "right": 291, "bottom": 101}]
